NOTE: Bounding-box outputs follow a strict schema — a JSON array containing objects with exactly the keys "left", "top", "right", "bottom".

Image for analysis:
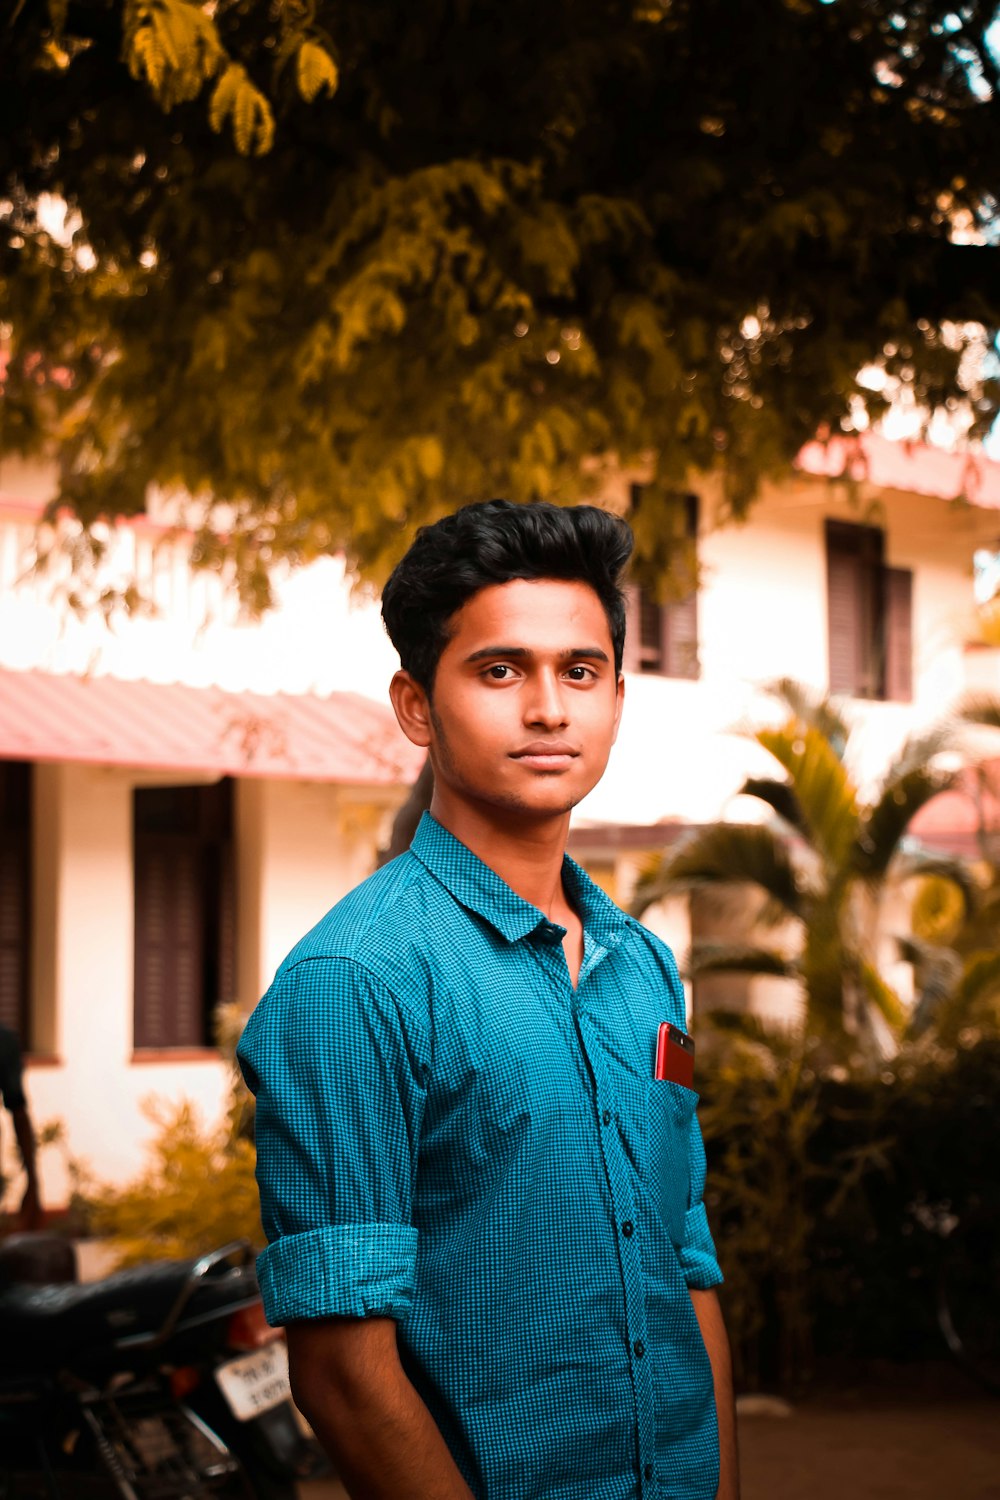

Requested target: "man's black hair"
[{"left": 381, "top": 499, "right": 634, "bottom": 692}]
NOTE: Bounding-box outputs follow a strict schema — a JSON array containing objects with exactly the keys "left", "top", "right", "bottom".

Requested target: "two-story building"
[{"left": 1, "top": 433, "right": 999, "bottom": 1206}]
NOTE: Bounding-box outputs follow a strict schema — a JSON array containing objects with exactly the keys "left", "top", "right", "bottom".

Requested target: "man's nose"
[{"left": 524, "top": 671, "right": 569, "bottom": 728}]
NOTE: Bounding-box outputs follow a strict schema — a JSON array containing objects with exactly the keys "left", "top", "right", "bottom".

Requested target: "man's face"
[{"left": 394, "top": 577, "right": 624, "bottom": 826}]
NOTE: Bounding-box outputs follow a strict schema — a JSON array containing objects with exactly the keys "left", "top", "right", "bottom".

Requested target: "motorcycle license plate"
[{"left": 215, "top": 1341, "right": 291, "bottom": 1422}]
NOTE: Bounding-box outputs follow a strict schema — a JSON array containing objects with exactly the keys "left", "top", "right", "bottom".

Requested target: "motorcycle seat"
[{"left": 0, "top": 1257, "right": 256, "bottom": 1374}]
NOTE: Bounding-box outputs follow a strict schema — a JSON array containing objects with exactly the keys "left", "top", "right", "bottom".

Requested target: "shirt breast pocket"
[{"left": 645, "top": 1079, "right": 696, "bottom": 1246}]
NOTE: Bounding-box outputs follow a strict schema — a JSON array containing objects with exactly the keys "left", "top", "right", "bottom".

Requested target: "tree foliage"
[{"left": 3, "top": 0, "right": 1000, "bottom": 600}]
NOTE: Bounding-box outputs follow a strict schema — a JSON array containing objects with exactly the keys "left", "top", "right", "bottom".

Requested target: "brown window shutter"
[
  {"left": 826, "top": 520, "right": 885, "bottom": 697},
  {"left": 884, "top": 567, "right": 913, "bottom": 703},
  {"left": 0, "top": 846, "right": 29, "bottom": 1038},
  {"left": 626, "top": 491, "right": 700, "bottom": 679},
  {"left": 663, "top": 592, "right": 699, "bottom": 679},
  {"left": 0, "top": 763, "right": 31, "bottom": 1045},
  {"left": 134, "top": 835, "right": 205, "bottom": 1049},
  {"left": 624, "top": 585, "right": 667, "bottom": 673},
  {"left": 639, "top": 592, "right": 666, "bottom": 673},
  {"left": 826, "top": 541, "right": 863, "bottom": 695},
  {"left": 217, "top": 843, "right": 237, "bottom": 1006},
  {"left": 133, "top": 779, "right": 234, "bottom": 1050},
  {"left": 133, "top": 840, "right": 168, "bottom": 1049},
  {"left": 622, "top": 585, "right": 642, "bottom": 673},
  {"left": 663, "top": 493, "right": 700, "bottom": 680}
]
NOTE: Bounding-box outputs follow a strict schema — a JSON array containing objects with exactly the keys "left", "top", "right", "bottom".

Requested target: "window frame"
[
  {"left": 132, "top": 778, "right": 235, "bottom": 1054},
  {"left": 825, "top": 519, "right": 913, "bottom": 703},
  {"left": 626, "top": 490, "right": 701, "bottom": 681}
]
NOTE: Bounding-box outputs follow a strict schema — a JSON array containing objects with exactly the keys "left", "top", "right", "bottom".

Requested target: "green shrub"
[
  {"left": 701, "top": 1028, "right": 1000, "bottom": 1390},
  {"left": 85, "top": 1007, "right": 262, "bottom": 1266},
  {"left": 86, "top": 1098, "right": 263, "bottom": 1266}
]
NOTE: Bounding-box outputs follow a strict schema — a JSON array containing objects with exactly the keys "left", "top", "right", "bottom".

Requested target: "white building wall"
[
  {"left": 0, "top": 458, "right": 401, "bottom": 702},
  {"left": 5, "top": 765, "right": 393, "bottom": 1209},
  {"left": 577, "top": 475, "right": 996, "bottom": 828},
  {"left": 251, "top": 780, "right": 391, "bottom": 993},
  {"left": 0, "top": 460, "right": 408, "bottom": 1205},
  {"left": 19, "top": 763, "right": 230, "bottom": 1208}
]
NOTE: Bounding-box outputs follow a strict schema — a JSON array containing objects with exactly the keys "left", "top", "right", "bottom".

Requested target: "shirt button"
[
  {"left": 633, "top": 1339, "right": 645, "bottom": 1358},
  {"left": 602, "top": 1108, "right": 612, "bottom": 1126},
  {"left": 621, "top": 1220, "right": 634, "bottom": 1238},
  {"left": 644, "top": 1463, "right": 654, "bottom": 1482}
]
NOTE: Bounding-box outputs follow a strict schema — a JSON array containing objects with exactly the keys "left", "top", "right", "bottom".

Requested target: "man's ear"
[
  {"left": 389, "top": 669, "right": 433, "bottom": 748},
  {"left": 611, "top": 672, "right": 625, "bottom": 744}
]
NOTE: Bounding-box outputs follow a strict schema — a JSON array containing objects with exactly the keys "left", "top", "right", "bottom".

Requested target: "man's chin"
[{"left": 488, "top": 790, "right": 584, "bottom": 821}]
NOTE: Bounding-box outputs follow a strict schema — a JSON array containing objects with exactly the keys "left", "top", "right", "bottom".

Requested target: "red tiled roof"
[
  {"left": 796, "top": 432, "right": 1000, "bottom": 509},
  {"left": 0, "top": 667, "right": 423, "bottom": 785},
  {"left": 568, "top": 820, "right": 690, "bottom": 853}
]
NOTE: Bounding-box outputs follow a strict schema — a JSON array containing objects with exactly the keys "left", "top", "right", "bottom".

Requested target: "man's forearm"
[
  {"left": 287, "top": 1317, "right": 475, "bottom": 1500},
  {"left": 690, "top": 1287, "right": 740, "bottom": 1500}
]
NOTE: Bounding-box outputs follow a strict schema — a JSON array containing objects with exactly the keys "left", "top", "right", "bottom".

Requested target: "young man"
[
  {"left": 0, "top": 1023, "right": 42, "bottom": 1230},
  {"left": 238, "top": 500, "right": 739, "bottom": 1500}
]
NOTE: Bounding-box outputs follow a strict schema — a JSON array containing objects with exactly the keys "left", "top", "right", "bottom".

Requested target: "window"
[
  {"left": 133, "top": 779, "right": 235, "bottom": 1051},
  {"left": 626, "top": 491, "right": 700, "bottom": 679},
  {"left": 825, "top": 520, "right": 912, "bottom": 702},
  {"left": 0, "top": 762, "right": 31, "bottom": 1048}
]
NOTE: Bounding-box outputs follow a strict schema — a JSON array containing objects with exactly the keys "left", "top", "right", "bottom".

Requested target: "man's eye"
[
  {"left": 485, "top": 664, "right": 512, "bottom": 680},
  {"left": 566, "top": 665, "right": 595, "bottom": 681}
]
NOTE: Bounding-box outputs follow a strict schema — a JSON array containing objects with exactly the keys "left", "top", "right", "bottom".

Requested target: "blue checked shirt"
[{"left": 238, "top": 813, "right": 723, "bottom": 1500}]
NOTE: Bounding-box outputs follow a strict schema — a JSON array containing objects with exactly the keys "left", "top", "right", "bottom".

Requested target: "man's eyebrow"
[{"left": 463, "top": 645, "right": 611, "bottom": 664}]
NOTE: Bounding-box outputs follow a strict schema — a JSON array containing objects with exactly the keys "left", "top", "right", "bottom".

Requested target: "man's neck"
[{"left": 427, "top": 792, "right": 572, "bottom": 919}]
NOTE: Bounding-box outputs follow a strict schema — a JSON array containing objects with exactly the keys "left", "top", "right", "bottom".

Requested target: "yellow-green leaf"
[
  {"left": 296, "top": 39, "right": 339, "bottom": 103},
  {"left": 208, "top": 61, "right": 275, "bottom": 155}
]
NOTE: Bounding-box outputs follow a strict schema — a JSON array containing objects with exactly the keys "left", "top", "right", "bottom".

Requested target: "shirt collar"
[{"left": 410, "top": 812, "right": 628, "bottom": 950}]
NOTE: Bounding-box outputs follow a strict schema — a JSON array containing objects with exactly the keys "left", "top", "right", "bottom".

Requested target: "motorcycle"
[{"left": 0, "top": 1233, "right": 326, "bottom": 1500}]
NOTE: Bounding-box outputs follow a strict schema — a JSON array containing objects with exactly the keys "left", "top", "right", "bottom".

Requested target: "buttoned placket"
[{"left": 529, "top": 923, "right": 662, "bottom": 1498}]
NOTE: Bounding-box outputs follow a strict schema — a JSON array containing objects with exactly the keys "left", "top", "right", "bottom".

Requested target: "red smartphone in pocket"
[{"left": 655, "top": 1022, "right": 695, "bottom": 1088}]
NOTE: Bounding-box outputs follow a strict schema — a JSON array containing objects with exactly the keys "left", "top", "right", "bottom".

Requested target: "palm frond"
[
  {"left": 933, "top": 948, "right": 1000, "bottom": 1044},
  {"left": 894, "top": 934, "right": 924, "bottom": 968},
  {"left": 952, "top": 949, "right": 1000, "bottom": 1011},
  {"left": 689, "top": 943, "right": 797, "bottom": 978},
  {"left": 893, "top": 853, "right": 979, "bottom": 918},
  {"left": 630, "top": 824, "right": 804, "bottom": 919},
  {"left": 739, "top": 777, "right": 807, "bottom": 835},
  {"left": 954, "top": 693, "right": 1000, "bottom": 732},
  {"left": 895, "top": 936, "right": 963, "bottom": 1038},
  {"left": 876, "top": 722, "right": 959, "bottom": 789},
  {"left": 756, "top": 722, "right": 859, "bottom": 873},
  {"left": 761, "top": 678, "right": 851, "bottom": 753},
  {"left": 954, "top": 884, "right": 1000, "bottom": 954},
  {"left": 702, "top": 1008, "right": 794, "bottom": 1048},
  {"left": 857, "top": 958, "right": 906, "bottom": 1031},
  {"left": 851, "top": 767, "right": 959, "bottom": 881}
]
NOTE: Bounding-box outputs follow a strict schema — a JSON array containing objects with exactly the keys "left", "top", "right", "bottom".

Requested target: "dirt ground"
[
  {"left": 303, "top": 1386, "right": 1000, "bottom": 1500},
  {"left": 738, "top": 1392, "right": 1000, "bottom": 1500}
]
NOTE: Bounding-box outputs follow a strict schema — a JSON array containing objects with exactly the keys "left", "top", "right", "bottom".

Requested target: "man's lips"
[{"left": 509, "top": 742, "right": 580, "bottom": 769}]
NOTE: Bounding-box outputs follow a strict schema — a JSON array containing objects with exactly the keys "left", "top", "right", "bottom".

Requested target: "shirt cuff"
[
  {"left": 257, "top": 1222, "right": 419, "bottom": 1324},
  {"left": 677, "top": 1202, "right": 724, "bottom": 1290}
]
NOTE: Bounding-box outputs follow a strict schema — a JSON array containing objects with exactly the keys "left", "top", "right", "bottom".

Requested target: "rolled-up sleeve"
[
  {"left": 657, "top": 947, "right": 724, "bottom": 1291},
  {"left": 237, "top": 957, "right": 429, "bottom": 1325},
  {"left": 679, "top": 1108, "right": 724, "bottom": 1290}
]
